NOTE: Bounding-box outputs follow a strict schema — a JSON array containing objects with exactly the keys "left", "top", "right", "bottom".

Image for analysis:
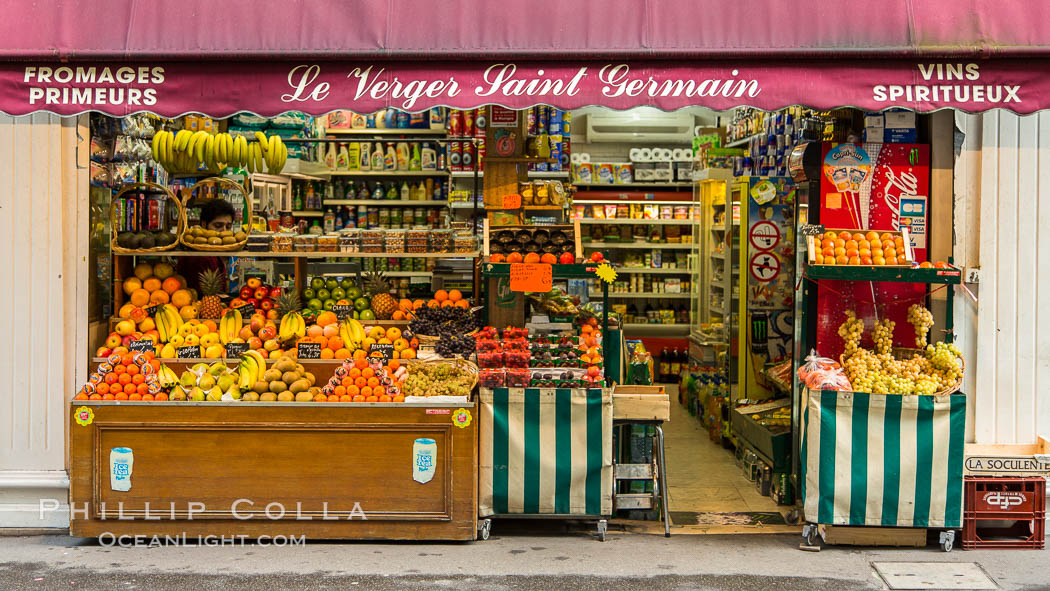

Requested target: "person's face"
[{"left": 204, "top": 215, "right": 233, "bottom": 232}]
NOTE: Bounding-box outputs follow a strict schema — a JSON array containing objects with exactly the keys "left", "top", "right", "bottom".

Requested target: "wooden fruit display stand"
[
  {"left": 70, "top": 399, "right": 478, "bottom": 540},
  {"left": 78, "top": 173, "right": 485, "bottom": 540}
]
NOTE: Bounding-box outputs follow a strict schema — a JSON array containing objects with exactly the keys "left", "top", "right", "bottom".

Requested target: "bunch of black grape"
[
  {"left": 410, "top": 305, "right": 478, "bottom": 336},
  {"left": 436, "top": 333, "right": 476, "bottom": 358}
]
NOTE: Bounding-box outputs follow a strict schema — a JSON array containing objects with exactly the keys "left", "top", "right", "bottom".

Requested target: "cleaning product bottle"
[
  {"left": 324, "top": 143, "right": 337, "bottom": 169},
  {"left": 385, "top": 183, "right": 398, "bottom": 200},
  {"left": 357, "top": 182, "right": 370, "bottom": 200},
  {"left": 400, "top": 181, "right": 411, "bottom": 201},
  {"left": 430, "top": 107, "right": 446, "bottom": 130},
  {"left": 384, "top": 109, "right": 397, "bottom": 129},
  {"left": 359, "top": 142, "right": 371, "bottom": 170},
  {"left": 375, "top": 109, "right": 387, "bottom": 128},
  {"left": 410, "top": 143, "right": 422, "bottom": 171},
  {"left": 370, "top": 143, "right": 384, "bottom": 170},
  {"left": 323, "top": 207, "right": 335, "bottom": 233},
  {"left": 336, "top": 143, "right": 349, "bottom": 169},
  {"left": 396, "top": 141, "right": 410, "bottom": 170},
  {"left": 347, "top": 142, "right": 359, "bottom": 170},
  {"left": 421, "top": 142, "right": 437, "bottom": 170},
  {"left": 372, "top": 182, "right": 385, "bottom": 201},
  {"left": 413, "top": 181, "right": 426, "bottom": 201},
  {"left": 384, "top": 143, "right": 396, "bottom": 170}
]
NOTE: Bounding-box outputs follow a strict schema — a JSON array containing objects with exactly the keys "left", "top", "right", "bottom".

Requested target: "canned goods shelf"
[
  {"left": 326, "top": 170, "right": 450, "bottom": 177},
  {"left": 323, "top": 199, "right": 449, "bottom": 206}
]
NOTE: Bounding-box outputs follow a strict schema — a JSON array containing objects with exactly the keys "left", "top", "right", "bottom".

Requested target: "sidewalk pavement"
[{"left": 1, "top": 530, "right": 1049, "bottom": 590}]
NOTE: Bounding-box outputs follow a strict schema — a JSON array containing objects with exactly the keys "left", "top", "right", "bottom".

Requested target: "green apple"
[
  {"left": 340, "top": 278, "right": 354, "bottom": 291},
  {"left": 331, "top": 287, "right": 346, "bottom": 300},
  {"left": 325, "top": 279, "right": 338, "bottom": 291},
  {"left": 354, "top": 297, "right": 370, "bottom": 311},
  {"left": 303, "top": 288, "right": 316, "bottom": 300},
  {"left": 307, "top": 298, "right": 323, "bottom": 311},
  {"left": 359, "top": 309, "right": 375, "bottom": 321},
  {"left": 346, "top": 286, "right": 363, "bottom": 300},
  {"left": 317, "top": 288, "right": 331, "bottom": 301},
  {"left": 310, "top": 277, "right": 324, "bottom": 290},
  {"left": 323, "top": 299, "right": 336, "bottom": 311}
]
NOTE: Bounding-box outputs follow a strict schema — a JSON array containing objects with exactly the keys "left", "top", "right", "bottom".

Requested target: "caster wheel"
[
  {"left": 597, "top": 519, "right": 608, "bottom": 542},
  {"left": 939, "top": 530, "right": 955, "bottom": 552},
  {"left": 942, "top": 538, "right": 953, "bottom": 552},
  {"left": 479, "top": 519, "right": 491, "bottom": 541},
  {"left": 802, "top": 524, "right": 818, "bottom": 546}
]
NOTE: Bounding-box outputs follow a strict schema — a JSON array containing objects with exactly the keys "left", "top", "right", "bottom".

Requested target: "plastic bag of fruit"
[
  {"left": 796, "top": 352, "right": 840, "bottom": 382},
  {"left": 804, "top": 367, "right": 852, "bottom": 391}
]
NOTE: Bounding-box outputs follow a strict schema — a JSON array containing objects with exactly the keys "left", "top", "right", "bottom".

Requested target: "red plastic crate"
[{"left": 962, "top": 477, "right": 1046, "bottom": 549}]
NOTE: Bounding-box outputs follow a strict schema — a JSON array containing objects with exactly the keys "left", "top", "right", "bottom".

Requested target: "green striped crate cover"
[
  {"left": 801, "top": 388, "right": 965, "bottom": 528},
  {"left": 479, "top": 387, "right": 613, "bottom": 517}
]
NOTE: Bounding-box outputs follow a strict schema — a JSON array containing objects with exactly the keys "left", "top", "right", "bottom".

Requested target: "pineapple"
[
  {"left": 275, "top": 290, "right": 301, "bottom": 317},
  {"left": 365, "top": 271, "right": 397, "bottom": 320},
  {"left": 198, "top": 269, "right": 225, "bottom": 319}
]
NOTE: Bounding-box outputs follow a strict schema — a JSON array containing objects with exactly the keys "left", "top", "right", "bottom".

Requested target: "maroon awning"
[
  {"left": 1, "top": 1, "right": 1049, "bottom": 116},
  {"left": 6, "top": 0, "right": 1050, "bottom": 60}
]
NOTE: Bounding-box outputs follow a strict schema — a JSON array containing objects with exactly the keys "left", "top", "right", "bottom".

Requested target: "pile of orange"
[
  {"left": 814, "top": 230, "right": 907, "bottom": 266},
  {"left": 313, "top": 358, "right": 407, "bottom": 403},
  {"left": 74, "top": 352, "right": 166, "bottom": 402},
  {"left": 394, "top": 290, "right": 470, "bottom": 320}
]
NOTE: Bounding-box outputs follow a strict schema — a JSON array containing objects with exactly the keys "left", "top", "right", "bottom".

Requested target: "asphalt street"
[{"left": 1, "top": 531, "right": 1049, "bottom": 590}]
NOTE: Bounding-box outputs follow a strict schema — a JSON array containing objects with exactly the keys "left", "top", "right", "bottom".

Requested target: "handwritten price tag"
[
  {"left": 233, "top": 302, "right": 255, "bottom": 317},
  {"left": 332, "top": 304, "right": 353, "bottom": 321},
  {"left": 177, "top": 345, "right": 201, "bottom": 359},
  {"left": 368, "top": 343, "right": 395, "bottom": 360},
  {"left": 509, "top": 263, "right": 553, "bottom": 293},
  {"left": 502, "top": 193, "right": 521, "bottom": 209},
  {"left": 297, "top": 342, "right": 322, "bottom": 359},
  {"left": 128, "top": 340, "right": 155, "bottom": 353},
  {"left": 225, "top": 342, "right": 249, "bottom": 358}
]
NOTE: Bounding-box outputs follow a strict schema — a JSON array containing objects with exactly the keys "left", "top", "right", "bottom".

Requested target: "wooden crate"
[
  {"left": 612, "top": 385, "right": 669, "bottom": 422},
  {"left": 820, "top": 524, "right": 927, "bottom": 547},
  {"left": 964, "top": 438, "right": 1050, "bottom": 477},
  {"left": 69, "top": 401, "right": 478, "bottom": 540}
]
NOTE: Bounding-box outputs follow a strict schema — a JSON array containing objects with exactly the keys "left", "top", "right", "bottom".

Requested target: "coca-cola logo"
[
  {"left": 881, "top": 168, "right": 919, "bottom": 231},
  {"left": 983, "top": 491, "right": 1026, "bottom": 510}
]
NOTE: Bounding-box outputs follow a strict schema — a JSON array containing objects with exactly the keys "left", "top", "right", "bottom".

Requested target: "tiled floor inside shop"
[{"left": 623, "top": 385, "right": 797, "bottom": 534}]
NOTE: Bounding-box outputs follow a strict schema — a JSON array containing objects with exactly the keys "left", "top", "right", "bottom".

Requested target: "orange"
[
  {"left": 506, "top": 252, "right": 524, "bottom": 264},
  {"left": 102, "top": 393, "right": 115, "bottom": 400},
  {"left": 96, "top": 383, "right": 110, "bottom": 395},
  {"left": 354, "top": 358, "right": 368, "bottom": 370},
  {"left": 136, "top": 383, "right": 149, "bottom": 396},
  {"left": 162, "top": 277, "right": 182, "bottom": 294},
  {"left": 104, "top": 373, "right": 118, "bottom": 384},
  {"left": 346, "top": 385, "right": 360, "bottom": 397},
  {"left": 355, "top": 377, "right": 367, "bottom": 388},
  {"left": 434, "top": 289, "right": 449, "bottom": 302},
  {"left": 848, "top": 256, "right": 861, "bottom": 265},
  {"left": 833, "top": 238, "right": 845, "bottom": 249},
  {"left": 123, "top": 277, "right": 143, "bottom": 295},
  {"left": 824, "top": 231, "right": 838, "bottom": 241},
  {"left": 365, "top": 395, "right": 378, "bottom": 403},
  {"left": 114, "top": 392, "right": 128, "bottom": 401},
  {"left": 142, "top": 277, "right": 162, "bottom": 292},
  {"left": 128, "top": 393, "right": 142, "bottom": 401},
  {"left": 379, "top": 395, "right": 393, "bottom": 402},
  {"left": 447, "top": 289, "right": 462, "bottom": 302},
  {"left": 149, "top": 290, "right": 170, "bottom": 305},
  {"left": 918, "top": 261, "right": 934, "bottom": 269},
  {"left": 130, "top": 289, "right": 151, "bottom": 307},
  {"left": 361, "top": 386, "right": 373, "bottom": 397},
  {"left": 131, "top": 373, "right": 145, "bottom": 385},
  {"left": 835, "top": 255, "right": 848, "bottom": 265},
  {"left": 821, "top": 238, "right": 834, "bottom": 250},
  {"left": 340, "top": 377, "right": 354, "bottom": 388},
  {"left": 141, "top": 394, "right": 155, "bottom": 402},
  {"left": 845, "top": 248, "right": 859, "bottom": 258},
  {"left": 171, "top": 289, "right": 193, "bottom": 308},
  {"left": 387, "top": 359, "right": 401, "bottom": 372},
  {"left": 367, "top": 377, "right": 380, "bottom": 388},
  {"left": 860, "top": 256, "right": 873, "bottom": 265},
  {"left": 393, "top": 394, "right": 405, "bottom": 402},
  {"left": 328, "top": 336, "right": 344, "bottom": 351},
  {"left": 455, "top": 300, "right": 469, "bottom": 309},
  {"left": 886, "top": 256, "right": 899, "bottom": 265},
  {"left": 339, "top": 395, "right": 352, "bottom": 403},
  {"left": 844, "top": 240, "right": 858, "bottom": 251},
  {"left": 89, "top": 394, "right": 102, "bottom": 400},
  {"left": 124, "top": 383, "right": 137, "bottom": 395},
  {"left": 361, "top": 367, "right": 375, "bottom": 378},
  {"left": 523, "top": 252, "right": 541, "bottom": 264},
  {"left": 851, "top": 233, "right": 865, "bottom": 242},
  {"left": 348, "top": 368, "right": 361, "bottom": 379},
  {"left": 126, "top": 364, "right": 139, "bottom": 375},
  {"left": 399, "top": 298, "right": 413, "bottom": 311},
  {"left": 334, "top": 348, "right": 351, "bottom": 359},
  {"left": 838, "top": 231, "right": 852, "bottom": 241},
  {"left": 314, "top": 394, "right": 328, "bottom": 403},
  {"left": 540, "top": 253, "right": 557, "bottom": 264},
  {"left": 872, "top": 255, "right": 886, "bottom": 266},
  {"left": 865, "top": 231, "right": 879, "bottom": 243},
  {"left": 884, "top": 247, "right": 897, "bottom": 259},
  {"left": 858, "top": 248, "right": 871, "bottom": 258},
  {"left": 118, "top": 373, "right": 131, "bottom": 385},
  {"left": 833, "top": 247, "right": 846, "bottom": 258},
  {"left": 392, "top": 311, "right": 405, "bottom": 320},
  {"left": 412, "top": 299, "right": 426, "bottom": 310},
  {"left": 333, "top": 385, "right": 347, "bottom": 397},
  {"left": 316, "top": 311, "right": 338, "bottom": 327},
  {"left": 320, "top": 348, "right": 335, "bottom": 359},
  {"left": 202, "top": 319, "right": 218, "bottom": 332},
  {"left": 154, "top": 392, "right": 168, "bottom": 401},
  {"left": 880, "top": 232, "right": 894, "bottom": 242},
  {"left": 441, "top": 300, "right": 454, "bottom": 307},
  {"left": 385, "top": 327, "right": 401, "bottom": 341},
  {"left": 352, "top": 395, "right": 365, "bottom": 403},
  {"left": 822, "top": 247, "right": 835, "bottom": 258},
  {"left": 400, "top": 348, "right": 416, "bottom": 359}
]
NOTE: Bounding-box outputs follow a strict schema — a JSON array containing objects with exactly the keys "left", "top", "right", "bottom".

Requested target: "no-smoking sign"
[
  {"left": 749, "top": 221, "right": 780, "bottom": 251},
  {"left": 749, "top": 252, "right": 781, "bottom": 282}
]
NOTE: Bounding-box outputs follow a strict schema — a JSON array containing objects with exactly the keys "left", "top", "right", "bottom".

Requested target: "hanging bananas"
[{"left": 152, "top": 130, "right": 288, "bottom": 175}]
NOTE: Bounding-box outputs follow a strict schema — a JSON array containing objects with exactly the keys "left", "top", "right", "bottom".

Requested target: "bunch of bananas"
[
  {"left": 235, "top": 350, "right": 269, "bottom": 390},
  {"left": 218, "top": 308, "right": 243, "bottom": 345},
  {"left": 155, "top": 363, "right": 180, "bottom": 388},
  {"left": 278, "top": 310, "right": 306, "bottom": 344},
  {"left": 339, "top": 317, "right": 366, "bottom": 352},
  {"left": 154, "top": 304, "right": 186, "bottom": 343},
  {"left": 151, "top": 130, "right": 287, "bottom": 175}
]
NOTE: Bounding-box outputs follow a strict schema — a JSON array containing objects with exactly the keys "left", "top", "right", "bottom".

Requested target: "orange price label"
[
  {"left": 502, "top": 193, "right": 522, "bottom": 209},
  {"left": 509, "top": 263, "right": 553, "bottom": 292}
]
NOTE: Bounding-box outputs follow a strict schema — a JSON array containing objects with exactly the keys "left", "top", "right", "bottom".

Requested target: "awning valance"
[{"left": 3, "top": 59, "right": 1042, "bottom": 116}]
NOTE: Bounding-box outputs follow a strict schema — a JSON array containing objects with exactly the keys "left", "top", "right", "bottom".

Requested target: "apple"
[
  {"left": 105, "top": 333, "right": 122, "bottom": 349},
  {"left": 246, "top": 277, "right": 262, "bottom": 289},
  {"left": 254, "top": 287, "right": 270, "bottom": 300},
  {"left": 259, "top": 299, "right": 274, "bottom": 311},
  {"left": 246, "top": 298, "right": 259, "bottom": 308},
  {"left": 269, "top": 287, "right": 282, "bottom": 298},
  {"left": 263, "top": 338, "right": 281, "bottom": 352},
  {"left": 121, "top": 335, "right": 135, "bottom": 347},
  {"left": 239, "top": 326, "right": 255, "bottom": 340},
  {"left": 230, "top": 298, "right": 246, "bottom": 309},
  {"left": 590, "top": 251, "right": 605, "bottom": 263},
  {"left": 114, "top": 319, "right": 136, "bottom": 336},
  {"left": 95, "top": 346, "right": 112, "bottom": 358},
  {"left": 239, "top": 286, "right": 254, "bottom": 300}
]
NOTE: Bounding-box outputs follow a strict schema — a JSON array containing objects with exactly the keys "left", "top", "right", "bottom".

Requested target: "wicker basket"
[
  {"left": 109, "top": 182, "right": 185, "bottom": 254},
  {"left": 404, "top": 357, "right": 480, "bottom": 391},
  {"left": 839, "top": 347, "right": 963, "bottom": 396},
  {"left": 179, "top": 176, "right": 253, "bottom": 252}
]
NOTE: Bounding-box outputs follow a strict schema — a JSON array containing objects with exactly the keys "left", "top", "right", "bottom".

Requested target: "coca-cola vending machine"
[{"left": 813, "top": 143, "right": 930, "bottom": 358}]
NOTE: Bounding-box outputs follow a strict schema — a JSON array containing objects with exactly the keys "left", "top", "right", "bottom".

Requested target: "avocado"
[
  {"left": 138, "top": 234, "right": 156, "bottom": 249},
  {"left": 116, "top": 233, "right": 134, "bottom": 248},
  {"left": 125, "top": 233, "right": 142, "bottom": 249}
]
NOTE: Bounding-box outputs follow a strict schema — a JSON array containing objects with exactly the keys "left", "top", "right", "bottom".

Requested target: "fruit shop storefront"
[{"left": 1, "top": 0, "right": 1049, "bottom": 543}]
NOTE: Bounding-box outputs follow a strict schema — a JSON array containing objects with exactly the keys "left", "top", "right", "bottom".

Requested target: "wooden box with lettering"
[{"left": 69, "top": 401, "right": 479, "bottom": 541}]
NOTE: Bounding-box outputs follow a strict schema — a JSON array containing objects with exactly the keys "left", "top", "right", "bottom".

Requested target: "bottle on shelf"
[
  {"left": 357, "top": 182, "right": 370, "bottom": 200},
  {"left": 323, "top": 208, "right": 335, "bottom": 233},
  {"left": 336, "top": 143, "right": 349, "bottom": 169},
  {"left": 384, "top": 143, "right": 397, "bottom": 170},
  {"left": 658, "top": 348, "right": 671, "bottom": 382},
  {"left": 410, "top": 143, "right": 422, "bottom": 171},
  {"left": 384, "top": 183, "right": 397, "bottom": 200},
  {"left": 421, "top": 142, "right": 437, "bottom": 170},
  {"left": 308, "top": 220, "right": 323, "bottom": 235},
  {"left": 412, "top": 181, "right": 426, "bottom": 201},
  {"left": 370, "top": 143, "right": 384, "bottom": 169},
  {"left": 396, "top": 141, "right": 410, "bottom": 170},
  {"left": 293, "top": 184, "right": 304, "bottom": 211},
  {"left": 400, "top": 181, "right": 410, "bottom": 200},
  {"left": 359, "top": 142, "right": 371, "bottom": 170},
  {"left": 324, "top": 180, "right": 335, "bottom": 202},
  {"left": 334, "top": 207, "right": 345, "bottom": 230},
  {"left": 324, "top": 143, "right": 337, "bottom": 169},
  {"left": 347, "top": 142, "right": 360, "bottom": 170},
  {"left": 371, "top": 182, "right": 385, "bottom": 201}
]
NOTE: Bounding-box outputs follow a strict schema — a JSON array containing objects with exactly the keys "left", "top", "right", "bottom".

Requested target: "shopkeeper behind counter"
[{"left": 179, "top": 199, "right": 233, "bottom": 295}]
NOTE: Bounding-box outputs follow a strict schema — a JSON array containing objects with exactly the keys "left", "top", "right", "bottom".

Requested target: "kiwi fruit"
[
  {"left": 259, "top": 392, "right": 277, "bottom": 402},
  {"left": 234, "top": 231, "right": 247, "bottom": 241},
  {"left": 281, "top": 371, "right": 299, "bottom": 385},
  {"left": 208, "top": 237, "right": 223, "bottom": 246},
  {"left": 253, "top": 381, "right": 269, "bottom": 394},
  {"left": 262, "top": 369, "right": 282, "bottom": 382},
  {"left": 220, "top": 230, "right": 234, "bottom": 238},
  {"left": 269, "top": 381, "right": 287, "bottom": 393},
  {"left": 221, "top": 236, "right": 237, "bottom": 245},
  {"left": 277, "top": 391, "right": 295, "bottom": 402}
]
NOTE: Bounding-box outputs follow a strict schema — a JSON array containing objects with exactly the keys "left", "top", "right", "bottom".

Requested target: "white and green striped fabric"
[
  {"left": 479, "top": 388, "right": 613, "bottom": 517},
  {"left": 801, "top": 388, "right": 965, "bottom": 528}
]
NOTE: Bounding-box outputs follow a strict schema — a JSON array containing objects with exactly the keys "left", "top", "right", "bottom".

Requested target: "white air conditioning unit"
[{"left": 584, "top": 110, "right": 695, "bottom": 143}]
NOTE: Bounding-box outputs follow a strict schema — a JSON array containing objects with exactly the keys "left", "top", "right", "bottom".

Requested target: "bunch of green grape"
[
  {"left": 838, "top": 310, "right": 864, "bottom": 359},
  {"left": 926, "top": 341, "right": 962, "bottom": 372},
  {"left": 908, "top": 304, "right": 935, "bottom": 347},
  {"left": 873, "top": 318, "right": 896, "bottom": 355}
]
